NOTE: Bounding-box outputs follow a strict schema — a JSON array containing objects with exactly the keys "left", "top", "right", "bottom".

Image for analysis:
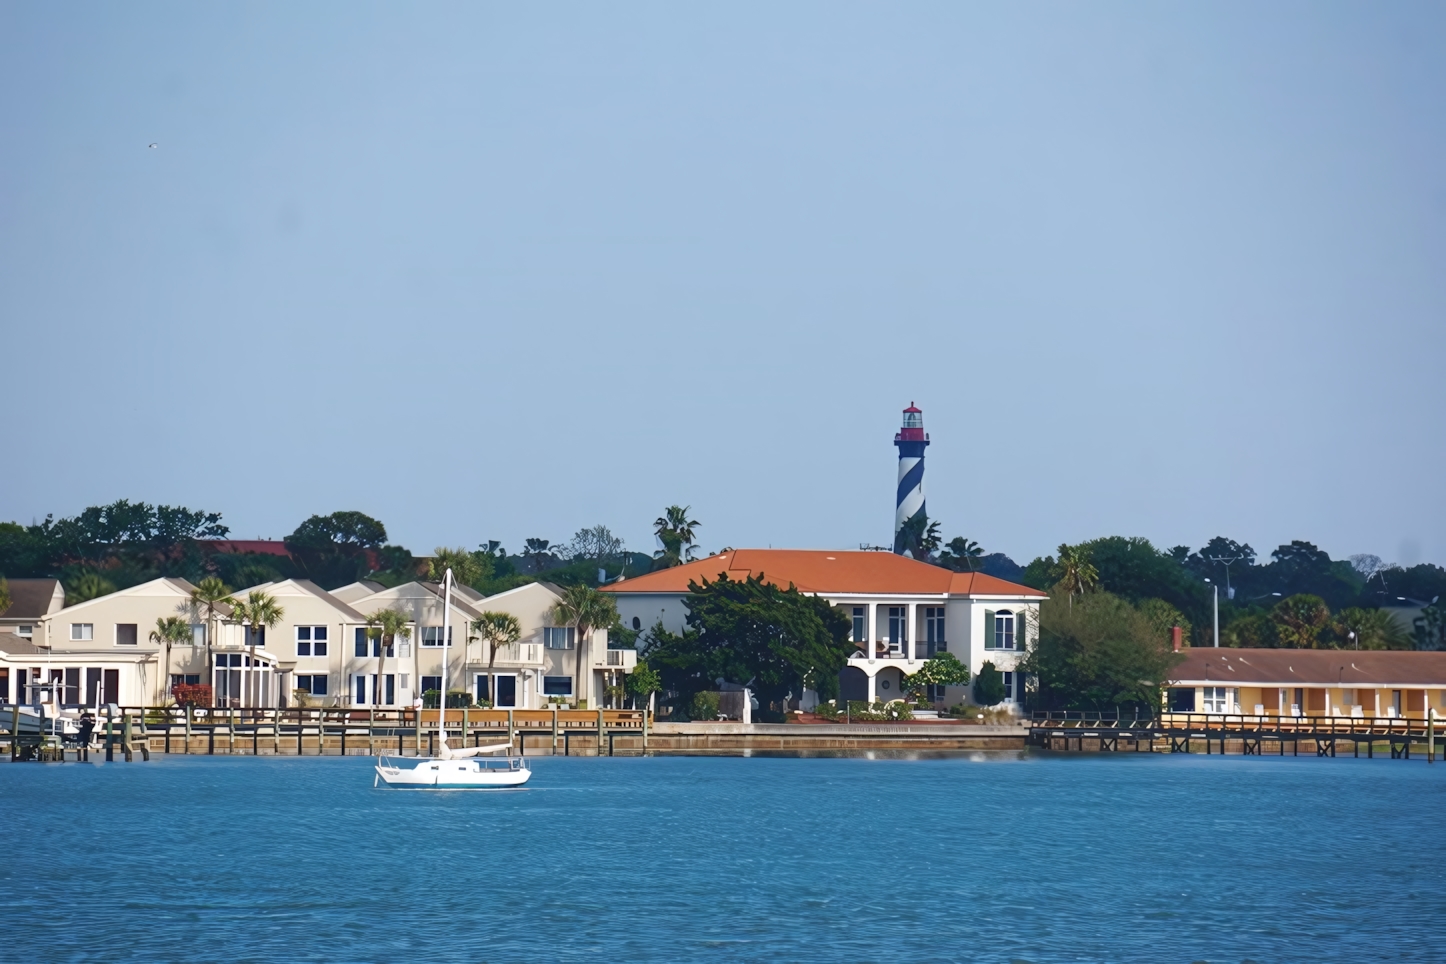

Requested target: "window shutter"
[{"left": 983, "top": 609, "right": 995, "bottom": 649}]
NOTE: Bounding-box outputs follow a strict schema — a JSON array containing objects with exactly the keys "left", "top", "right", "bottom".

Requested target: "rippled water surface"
[{"left": 2, "top": 752, "right": 1443, "bottom": 962}]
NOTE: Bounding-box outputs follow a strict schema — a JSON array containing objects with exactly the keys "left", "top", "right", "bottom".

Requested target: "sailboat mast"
[{"left": 441, "top": 568, "right": 453, "bottom": 745}]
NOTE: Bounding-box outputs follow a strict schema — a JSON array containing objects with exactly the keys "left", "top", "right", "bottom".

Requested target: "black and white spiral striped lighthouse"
[{"left": 892, "top": 402, "right": 930, "bottom": 553}]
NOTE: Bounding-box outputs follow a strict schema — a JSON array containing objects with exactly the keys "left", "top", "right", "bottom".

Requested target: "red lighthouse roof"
[{"left": 897, "top": 402, "right": 926, "bottom": 441}]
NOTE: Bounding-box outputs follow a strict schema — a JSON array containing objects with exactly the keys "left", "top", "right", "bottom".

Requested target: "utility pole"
[{"left": 1206, "top": 554, "right": 1246, "bottom": 601}]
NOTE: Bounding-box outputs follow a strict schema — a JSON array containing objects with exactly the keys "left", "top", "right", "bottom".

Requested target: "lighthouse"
[{"left": 893, "top": 402, "right": 929, "bottom": 554}]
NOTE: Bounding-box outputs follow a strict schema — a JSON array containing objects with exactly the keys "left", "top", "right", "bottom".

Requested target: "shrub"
[
  {"left": 973, "top": 661, "right": 1006, "bottom": 706},
  {"left": 690, "top": 691, "right": 721, "bottom": 721},
  {"left": 422, "top": 689, "right": 441, "bottom": 708},
  {"left": 811, "top": 700, "right": 840, "bottom": 721},
  {"left": 445, "top": 690, "right": 473, "bottom": 708}
]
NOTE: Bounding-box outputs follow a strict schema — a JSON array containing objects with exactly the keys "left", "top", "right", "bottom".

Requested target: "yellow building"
[{"left": 1167, "top": 649, "right": 1446, "bottom": 720}]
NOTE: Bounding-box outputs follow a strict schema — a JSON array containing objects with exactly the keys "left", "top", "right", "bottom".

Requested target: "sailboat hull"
[{"left": 374, "top": 756, "right": 531, "bottom": 789}]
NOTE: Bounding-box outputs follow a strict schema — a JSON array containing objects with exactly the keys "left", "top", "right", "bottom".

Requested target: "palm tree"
[
  {"left": 189, "top": 576, "right": 236, "bottom": 692},
  {"left": 1053, "top": 543, "right": 1099, "bottom": 608},
  {"left": 471, "top": 611, "right": 521, "bottom": 705},
  {"left": 549, "top": 584, "right": 619, "bottom": 707},
  {"left": 365, "top": 607, "right": 413, "bottom": 708},
  {"left": 428, "top": 547, "right": 483, "bottom": 587},
  {"left": 652, "top": 505, "right": 700, "bottom": 569},
  {"left": 149, "top": 616, "right": 193, "bottom": 702},
  {"left": 942, "top": 537, "right": 984, "bottom": 571},
  {"left": 230, "top": 590, "right": 285, "bottom": 706}
]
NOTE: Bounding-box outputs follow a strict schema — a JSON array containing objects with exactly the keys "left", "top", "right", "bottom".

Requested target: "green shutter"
[{"left": 983, "top": 609, "right": 995, "bottom": 650}]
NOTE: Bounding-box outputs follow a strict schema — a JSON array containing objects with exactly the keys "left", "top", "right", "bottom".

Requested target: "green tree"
[
  {"left": 471, "top": 611, "right": 522, "bottom": 696},
  {"left": 0, "top": 577, "right": 9, "bottom": 616},
  {"left": 230, "top": 590, "right": 285, "bottom": 704},
  {"left": 428, "top": 547, "right": 485, "bottom": 587},
  {"left": 1418, "top": 600, "right": 1446, "bottom": 651},
  {"left": 625, "top": 658, "right": 661, "bottom": 711},
  {"left": 1137, "top": 598, "right": 1191, "bottom": 649},
  {"left": 1052, "top": 544, "right": 1099, "bottom": 607},
  {"left": 652, "top": 506, "right": 700, "bottom": 569},
  {"left": 903, "top": 652, "right": 970, "bottom": 701},
  {"left": 939, "top": 537, "right": 984, "bottom": 572},
  {"left": 1332, "top": 607, "right": 1411, "bottom": 650},
  {"left": 522, "top": 538, "right": 552, "bottom": 573},
  {"left": 189, "top": 576, "right": 235, "bottom": 687},
  {"left": 149, "top": 616, "right": 194, "bottom": 701},
  {"left": 644, "top": 573, "right": 853, "bottom": 715},
  {"left": 1022, "top": 591, "right": 1182, "bottom": 712},
  {"left": 549, "top": 583, "right": 619, "bottom": 706},
  {"left": 285, "top": 511, "right": 395, "bottom": 589},
  {"left": 365, "top": 608, "right": 413, "bottom": 707},
  {"left": 1270, "top": 594, "right": 1330, "bottom": 649},
  {"left": 973, "top": 660, "right": 1007, "bottom": 706},
  {"left": 65, "top": 572, "right": 117, "bottom": 605},
  {"left": 1222, "top": 611, "right": 1276, "bottom": 648}
]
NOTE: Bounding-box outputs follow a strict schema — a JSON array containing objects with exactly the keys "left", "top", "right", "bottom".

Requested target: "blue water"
[{"left": 2, "top": 752, "right": 1443, "bottom": 963}]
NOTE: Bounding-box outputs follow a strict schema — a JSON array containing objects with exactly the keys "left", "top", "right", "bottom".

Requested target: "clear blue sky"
[{"left": 2, "top": 3, "right": 1443, "bottom": 567}]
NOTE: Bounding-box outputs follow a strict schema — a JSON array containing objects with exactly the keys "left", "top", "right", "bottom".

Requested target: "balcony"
[
  {"left": 849, "top": 641, "right": 945, "bottom": 660},
  {"left": 593, "top": 649, "right": 637, "bottom": 671}
]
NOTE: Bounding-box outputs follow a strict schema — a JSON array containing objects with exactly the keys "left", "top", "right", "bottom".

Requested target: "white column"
[
  {"left": 866, "top": 670, "right": 876, "bottom": 705},
  {"left": 867, "top": 602, "right": 877, "bottom": 662},
  {"left": 907, "top": 602, "right": 918, "bottom": 662}
]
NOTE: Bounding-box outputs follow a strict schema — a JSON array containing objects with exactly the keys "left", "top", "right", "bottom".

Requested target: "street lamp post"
[{"left": 1205, "top": 579, "right": 1219, "bottom": 648}]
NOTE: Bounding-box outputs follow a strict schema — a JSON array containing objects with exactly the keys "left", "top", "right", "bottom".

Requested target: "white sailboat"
[{"left": 373, "top": 567, "right": 531, "bottom": 789}]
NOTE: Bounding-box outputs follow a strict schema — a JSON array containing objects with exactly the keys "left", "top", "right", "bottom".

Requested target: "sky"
[{"left": 2, "top": 3, "right": 1444, "bottom": 568}]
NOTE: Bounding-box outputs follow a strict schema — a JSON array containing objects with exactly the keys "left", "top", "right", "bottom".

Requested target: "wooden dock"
[{"left": 1030, "top": 711, "right": 1441, "bottom": 761}]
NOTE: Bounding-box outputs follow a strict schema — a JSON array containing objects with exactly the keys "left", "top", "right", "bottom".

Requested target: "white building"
[{"left": 604, "top": 548, "right": 1046, "bottom": 709}]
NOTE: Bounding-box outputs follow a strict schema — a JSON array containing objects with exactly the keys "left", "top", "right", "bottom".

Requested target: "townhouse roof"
[
  {"left": 603, "top": 549, "right": 1047, "bottom": 597},
  {"left": 54, "top": 576, "right": 232, "bottom": 616},
  {"left": 1171, "top": 648, "right": 1446, "bottom": 688},
  {"left": 0, "top": 578, "right": 64, "bottom": 619},
  {"left": 0, "top": 631, "right": 44, "bottom": 655},
  {"left": 262, "top": 579, "right": 371, "bottom": 622}
]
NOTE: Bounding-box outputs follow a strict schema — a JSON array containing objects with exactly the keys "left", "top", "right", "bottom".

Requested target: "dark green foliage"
[
  {"left": 1380, "top": 564, "right": 1446, "bottom": 606},
  {"left": 284, "top": 511, "right": 408, "bottom": 589},
  {"left": 0, "top": 501, "right": 228, "bottom": 586},
  {"left": 445, "top": 691, "right": 473, "bottom": 708},
  {"left": 422, "top": 689, "right": 441, "bottom": 708},
  {"left": 904, "top": 653, "right": 970, "bottom": 699},
  {"left": 1079, "top": 536, "right": 1209, "bottom": 622},
  {"left": 690, "top": 691, "right": 721, "bottom": 721},
  {"left": 1022, "top": 591, "right": 1183, "bottom": 712},
  {"left": 973, "top": 661, "right": 1006, "bottom": 706},
  {"left": 642, "top": 573, "right": 854, "bottom": 715},
  {"left": 1270, "top": 594, "right": 1331, "bottom": 648}
]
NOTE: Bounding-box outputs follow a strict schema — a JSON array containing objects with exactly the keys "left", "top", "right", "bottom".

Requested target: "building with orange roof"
[{"left": 604, "top": 548, "right": 1046, "bottom": 709}]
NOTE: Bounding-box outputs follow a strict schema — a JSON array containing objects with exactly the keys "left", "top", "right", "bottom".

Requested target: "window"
[
  {"left": 420, "top": 675, "right": 442, "bottom": 696},
  {"left": 631, "top": 617, "right": 641, "bottom": 631},
  {"left": 296, "top": 674, "right": 328, "bottom": 696},
  {"left": 989, "top": 611, "right": 1015, "bottom": 650},
  {"left": 170, "top": 674, "right": 201, "bottom": 689},
  {"left": 115, "top": 624, "right": 138, "bottom": 646},
  {"left": 852, "top": 607, "right": 866, "bottom": 643},
  {"left": 543, "top": 675, "right": 573, "bottom": 696},
  {"left": 1202, "top": 686, "right": 1228, "bottom": 714},
  {"left": 925, "top": 608, "right": 946, "bottom": 653},
  {"left": 16, "top": 625, "right": 32, "bottom": 638},
  {"left": 1002, "top": 672, "right": 1015, "bottom": 703},
  {"left": 887, "top": 607, "right": 907, "bottom": 649},
  {"left": 421, "top": 626, "right": 452, "bottom": 648},
  {"left": 296, "top": 626, "right": 328, "bottom": 657},
  {"left": 544, "top": 627, "right": 576, "bottom": 650},
  {"left": 355, "top": 627, "right": 392, "bottom": 658},
  {"left": 71, "top": 623, "right": 93, "bottom": 641},
  {"left": 926, "top": 684, "right": 947, "bottom": 703},
  {"left": 191, "top": 624, "right": 206, "bottom": 647}
]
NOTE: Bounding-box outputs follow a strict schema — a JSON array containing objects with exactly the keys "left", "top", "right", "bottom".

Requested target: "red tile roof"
[
  {"left": 1171, "top": 648, "right": 1446, "bottom": 687},
  {"left": 604, "top": 549, "right": 1046, "bottom": 597}
]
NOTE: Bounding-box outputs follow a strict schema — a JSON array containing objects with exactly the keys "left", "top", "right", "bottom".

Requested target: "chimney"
[{"left": 1171, "top": 625, "right": 1183, "bottom": 652}]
